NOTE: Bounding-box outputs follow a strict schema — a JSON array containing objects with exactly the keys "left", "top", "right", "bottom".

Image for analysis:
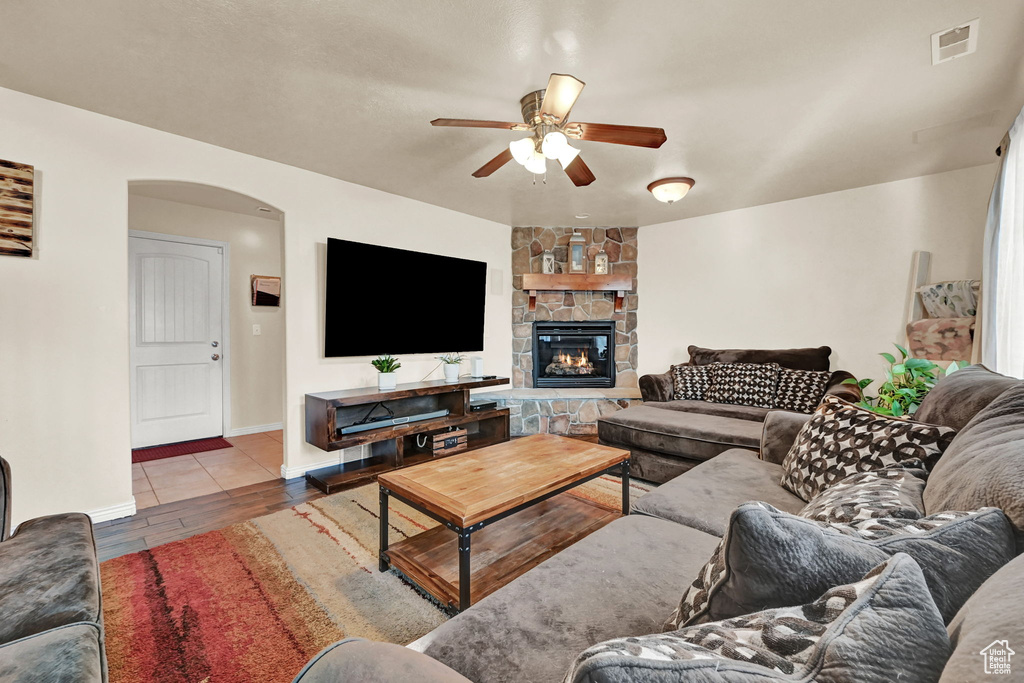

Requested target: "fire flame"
[{"left": 556, "top": 349, "right": 590, "bottom": 367}]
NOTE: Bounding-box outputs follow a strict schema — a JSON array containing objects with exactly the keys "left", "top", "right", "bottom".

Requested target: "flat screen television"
[{"left": 324, "top": 238, "right": 487, "bottom": 357}]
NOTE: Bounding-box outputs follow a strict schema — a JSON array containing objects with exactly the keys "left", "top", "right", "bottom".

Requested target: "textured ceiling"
[{"left": 1, "top": 0, "right": 1023, "bottom": 227}]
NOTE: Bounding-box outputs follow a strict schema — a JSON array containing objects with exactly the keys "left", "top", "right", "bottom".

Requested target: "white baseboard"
[
  {"left": 281, "top": 455, "right": 341, "bottom": 480},
  {"left": 226, "top": 422, "right": 283, "bottom": 438},
  {"left": 87, "top": 498, "right": 137, "bottom": 523}
]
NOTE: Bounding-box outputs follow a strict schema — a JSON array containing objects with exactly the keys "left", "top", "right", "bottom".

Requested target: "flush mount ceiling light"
[
  {"left": 431, "top": 73, "right": 667, "bottom": 187},
  {"left": 647, "top": 177, "right": 695, "bottom": 203}
]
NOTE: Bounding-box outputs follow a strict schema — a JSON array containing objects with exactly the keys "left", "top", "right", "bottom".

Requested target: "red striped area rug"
[
  {"left": 131, "top": 437, "right": 234, "bottom": 464},
  {"left": 100, "top": 475, "right": 651, "bottom": 682}
]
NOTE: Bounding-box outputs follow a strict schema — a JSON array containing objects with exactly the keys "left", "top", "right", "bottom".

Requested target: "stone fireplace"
[
  {"left": 474, "top": 226, "right": 642, "bottom": 436},
  {"left": 533, "top": 321, "right": 615, "bottom": 388}
]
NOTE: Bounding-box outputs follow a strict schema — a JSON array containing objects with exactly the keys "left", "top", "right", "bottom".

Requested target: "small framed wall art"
[
  {"left": 0, "top": 159, "right": 34, "bottom": 258},
  {"left": 251, "top": 275, "right": 281, "bottom": 306}
]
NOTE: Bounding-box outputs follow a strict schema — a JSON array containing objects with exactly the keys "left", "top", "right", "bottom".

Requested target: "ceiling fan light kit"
[
  {"left": 648, "top": 177, "right": 695, "bottom": 203},
  {"left": 431, "top": 73, "right": 668, "bottom": 188}
]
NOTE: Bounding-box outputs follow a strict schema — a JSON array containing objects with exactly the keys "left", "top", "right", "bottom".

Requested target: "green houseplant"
[
  {"left": 439, "top": 353, "right": 465, "bottom": 383},
  {"left": 842, "top": 343, "right": 965, "bottom": 417},
  {"left": 371, "top": 354, "right": 401, "bottom": 391}
]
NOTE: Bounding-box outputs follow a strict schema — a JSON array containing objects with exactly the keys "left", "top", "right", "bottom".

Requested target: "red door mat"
[{"left": 131, "top": 437, "right": 233, "bottom": 464}]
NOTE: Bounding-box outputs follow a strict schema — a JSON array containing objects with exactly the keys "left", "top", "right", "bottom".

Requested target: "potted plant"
[
  {"left": 842, "top": 343, "right": 966, "bottom": 417},
  {"left": 371, "top": 354, "right": 401, "bottom": 391},
  {"left": 439, "top": 353, "right": 465, "bottom": 383}
]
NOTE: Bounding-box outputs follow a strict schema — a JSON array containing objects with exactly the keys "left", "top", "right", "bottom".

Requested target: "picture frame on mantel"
[
  {"left": 251, "top": 275, "right": 281, "bottom": 306},
  {"left": 0, "top": 159, "right": 35, "bottom": 258}
]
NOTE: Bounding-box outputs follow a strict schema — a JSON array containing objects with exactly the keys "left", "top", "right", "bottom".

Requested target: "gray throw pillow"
[
  {"left": 798, "top": 460, "right": 927, "bottom": 524},
  {"left": 704, "top": 362, "right": 781, "bottom": 409},
  {"left": 568, "top": 555, "right": 950, "bottom": 683},
  {"left": 780, "top": 395, "right": 956, "bottom": 501},
  {"left": 671, "top": 363, "right": 715, "bottom": 400},
  {"left": 666, "top": 503, "right": 1014, "bottom": 629},
  {"left": 774, "top": 367, "right": 831, "bottom": 414}
]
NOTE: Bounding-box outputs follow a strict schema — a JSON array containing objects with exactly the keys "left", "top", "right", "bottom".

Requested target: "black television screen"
[{"left": 324, "top": 238, "right": 487, "bottom": 357}]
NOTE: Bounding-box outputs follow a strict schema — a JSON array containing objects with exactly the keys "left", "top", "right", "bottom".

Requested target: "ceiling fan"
[{"left": 431, "top": 73, "right": 667, "bottom": 187}]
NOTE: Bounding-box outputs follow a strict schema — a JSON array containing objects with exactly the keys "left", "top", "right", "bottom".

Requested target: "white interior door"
[{"left": 129, "top": 236, "right": 224, "bottom": 448}]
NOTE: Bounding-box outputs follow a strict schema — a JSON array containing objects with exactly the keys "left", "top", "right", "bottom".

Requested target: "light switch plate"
[{"left": 252, "top": 324, "right": 261, "bottom": 336}]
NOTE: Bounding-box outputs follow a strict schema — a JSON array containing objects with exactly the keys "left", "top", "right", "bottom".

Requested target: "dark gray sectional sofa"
[
  {"left": 295, "top": 364, "right": 1024, "bottom": 683},
  {"left": 0, "top": 458, "right": 106, "bottom": 683},
  {"left": 598, "top": 345, "right": 860, "bottom": 482}
]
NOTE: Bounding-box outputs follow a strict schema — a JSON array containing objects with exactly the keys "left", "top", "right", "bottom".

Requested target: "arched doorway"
[{"left": 126, "top": 180, "right": 286, "bottom": 510}]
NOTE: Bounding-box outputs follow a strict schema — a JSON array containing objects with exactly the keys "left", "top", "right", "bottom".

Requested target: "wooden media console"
[{"left": 303, "top": 377, "right": 510, "bottom": 493}]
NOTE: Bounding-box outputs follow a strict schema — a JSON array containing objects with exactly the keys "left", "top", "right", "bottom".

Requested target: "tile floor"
[{"left": 132, "top": 430, "right": 284, "bottom": 509}]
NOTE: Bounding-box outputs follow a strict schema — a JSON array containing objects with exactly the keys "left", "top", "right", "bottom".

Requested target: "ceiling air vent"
[{"left": 931, "top": 19, "right": 979, "bottom": 65}]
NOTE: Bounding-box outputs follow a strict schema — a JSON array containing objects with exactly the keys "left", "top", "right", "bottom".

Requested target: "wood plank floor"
[
  {"left": 93, "top": 477, "right": 326, "bottom": 562},
  {"left": 93, "top": 435, "right": 602, "bottom": 563}
]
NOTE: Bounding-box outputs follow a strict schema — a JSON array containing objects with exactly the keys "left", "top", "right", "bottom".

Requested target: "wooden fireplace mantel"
[{"left": 521, "top": 273, "right": 634, "bottom": 313}]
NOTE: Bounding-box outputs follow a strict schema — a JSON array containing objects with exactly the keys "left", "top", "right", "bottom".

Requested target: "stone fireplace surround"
[{"left": 477, "top": 227, "right": 641, "bottom": 436}]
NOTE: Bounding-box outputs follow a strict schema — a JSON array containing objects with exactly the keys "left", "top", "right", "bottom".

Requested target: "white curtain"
[{"left": 982, "top": 106, "right": 1024, "bottom": 378}]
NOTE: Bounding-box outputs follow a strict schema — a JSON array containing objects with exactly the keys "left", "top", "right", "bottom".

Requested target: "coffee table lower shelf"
[{"left": 382, "top": 492, "right": 619, "bottom": 613}]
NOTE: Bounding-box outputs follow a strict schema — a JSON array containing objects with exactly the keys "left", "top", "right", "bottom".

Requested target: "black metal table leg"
[
  {"left": 379, "top": 486, "right": 390, "bottom": 572},
  {"left": 458, "top": 529, "right": 472, "bottom": 611},
  {"left": 621, "top": 459, "right": 630, "bottom": 515}
]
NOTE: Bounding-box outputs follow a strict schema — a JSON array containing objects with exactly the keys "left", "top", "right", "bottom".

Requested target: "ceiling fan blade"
[
  {"left": 431, "top": 118, "right": 527, "bottom": 130},
  {"left": 567, "top": 122, "right": 667, "bottom": 148},
  {"left": 472, "top": 148, "right": 514, "bottom": 178},
  {"left": 539, "top": 74, "right": 585, "bottom": 124},
  {"left": 563, "top": 155, "right": 596, "bottom": 187}
]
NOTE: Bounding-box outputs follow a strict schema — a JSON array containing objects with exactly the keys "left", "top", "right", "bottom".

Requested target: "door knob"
[
  {"left": 211, "top": 341, "right": 219, "bottom": 347},
  {"left": 212, "top": 354, "right": 221, "bottom": 361}
]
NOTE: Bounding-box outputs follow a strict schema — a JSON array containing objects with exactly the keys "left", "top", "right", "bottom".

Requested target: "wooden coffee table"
[{"left": 377, "top": 434, "right": 630, "bottom": 614}]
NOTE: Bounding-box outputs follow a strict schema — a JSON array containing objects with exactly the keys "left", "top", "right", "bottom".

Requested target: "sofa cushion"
[
  {"left": 0, "top": 623, "right": 105, "bottom": 683},
  {"left": 646, "top": 399, "right": 772, "bottom": 422},
  {"left": 705, "top": 362, "right": 782, "bottom": 409},
  {"left": 598, "top": 405, "right": 764, "bottom": 462},
  {"left": 914, "top": 363, "right": 1021, "bottom": 431},
  {"left": 780, "top": 395, "right": 956, "bottom": 502},
  {"left": 687, "top": 344, "right": 832, "bottom": 372},
  {"left": 670, "top": 363, "right": 714, "bottom": 400},
  {"left": 942, "top": 552, "right": 1024, "bottom": 681},
  {"left": 630, "top": 449, "right": 805, "bottom": 536},
  {"left": 798, "top": 461, "right": 927, "bottom": 524},
  {"left": 924, "top": 382, "right": 1024, "bottom": 549},
  {"left": 667, "top": 503, "right": 1013, "bottom": 629},
  {"left": 294, "top": 638, "right": 471, "bottom": 683},
  {"left": 774, "top": 367, "right": 832, "bottom": 414},
  {"left": 569, "top": 555, "right": 950, "bottom": 683},
  {"left": 410, "top": 515, "right": 721, "bottom": 683},
  {"left": 0, "top": 513, "right": 102, "bottom": 644}
]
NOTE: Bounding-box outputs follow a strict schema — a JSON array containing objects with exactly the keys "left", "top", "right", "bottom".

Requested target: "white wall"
[
  {"left": 638, "top": 164, "right": 998, "bottom": 382},
  {"left": 0, "top": 86, "right": 511, "bottom": 525},
  {"left": 128, "top": 194, "right": 285, "bottom": 432}
]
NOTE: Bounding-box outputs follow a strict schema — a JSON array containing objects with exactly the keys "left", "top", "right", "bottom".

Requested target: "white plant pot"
[
  {"left": 443, "top": 363, "right": 461, "bottom": 383},
  {"left": 378, "top": 372, "right": 397, "bottom": 391}
]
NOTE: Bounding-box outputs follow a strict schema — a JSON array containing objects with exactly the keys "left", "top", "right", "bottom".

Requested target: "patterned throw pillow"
[
  {"left": 670, "top": 363, "right": 714, "bottom": 400},
  {"left": 773, "top": 367, "right": 831, "bottom": 413},
  {"left": 703, "top": 362, "right": 781, "bottom": 409},
  {"left": 568, "top": 555, "right": 951, "bottom": 683},
  {"left": 664, "top": 502, "right": 1013, "bottom": 630},
  {"left": 797, "top": 460, "right": 927, "bottom": 524},
  {"left": 779, "top": 395, "right": 956, "bottom": 502}
]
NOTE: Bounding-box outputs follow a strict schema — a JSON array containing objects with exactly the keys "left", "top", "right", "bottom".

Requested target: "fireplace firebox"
[{"left": 532, "top": 321, "right": 615, "bottom": 388}]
